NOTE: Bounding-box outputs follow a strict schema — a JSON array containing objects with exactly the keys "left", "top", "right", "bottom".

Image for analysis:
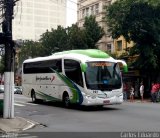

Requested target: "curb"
[
  {"left": 0, "top": 116, "right": 39, "bottom": 133},
  {"left": 22, "top": 118, "right": 36, "bottom": 131},
  {"left": 124, "top": 99, "right": 152, "bottom": 103}
]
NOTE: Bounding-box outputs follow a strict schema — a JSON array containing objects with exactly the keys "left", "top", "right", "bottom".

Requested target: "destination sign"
[{"left": 89, "top": 62, "right": 112, "bottom": 67}]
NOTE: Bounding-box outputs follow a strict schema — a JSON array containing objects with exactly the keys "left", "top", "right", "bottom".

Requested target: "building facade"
[
  {"left": 13, "top": 0, "right": 66, "bottom": 41},
  {"left": 11, "top": 0, "right": 67, "bottom": 85},
  {"left": 77, "top": 0, "right": 134, "bottom": 55},
  {"left": 114, "top": 36, "right": 134, "bottom": 56},
  {"left": 77, "top": 0, "right": 114, "bottom": 52}
]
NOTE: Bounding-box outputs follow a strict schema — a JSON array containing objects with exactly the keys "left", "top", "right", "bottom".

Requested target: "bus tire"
[
  {"left": 63, "top": 93, "right": 70, "bottom": 108},
  {"left": 31, "top": 90, "right": 37, "bottom": 103}
]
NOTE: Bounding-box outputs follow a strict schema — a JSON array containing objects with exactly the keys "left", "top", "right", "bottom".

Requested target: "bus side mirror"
[
  {"left": 80, "top": 63, "right": 87, "bottom": 72},
  {"left": 122, "top": 65, "right": 128, "bottom": 73},
  {"left": 116, "top": 60, "right": 128, "bottom": 73}
]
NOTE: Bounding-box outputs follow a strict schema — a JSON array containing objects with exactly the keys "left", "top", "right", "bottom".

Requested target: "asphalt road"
[{"left": 13, "top": 94, "right": 160, "bottom": 133}]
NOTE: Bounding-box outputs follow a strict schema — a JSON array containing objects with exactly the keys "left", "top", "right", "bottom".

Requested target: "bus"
[{"left": 22, "top": 49, "right": 128, "bottom": 107}]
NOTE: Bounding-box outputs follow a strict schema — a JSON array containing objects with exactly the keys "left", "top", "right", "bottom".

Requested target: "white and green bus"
[{"left": 22, "top": 49, "right": 128, "bottom": 107}]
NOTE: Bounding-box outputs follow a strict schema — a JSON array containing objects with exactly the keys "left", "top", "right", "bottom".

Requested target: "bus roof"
[
  {"left": 53, "top": 49, "right": 110, "bottom": 58},
  {"left": 23, "top": 49, "right": 115, "bottom": 63}
]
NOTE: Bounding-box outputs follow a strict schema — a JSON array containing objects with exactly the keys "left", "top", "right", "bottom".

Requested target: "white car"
[
  {"left": 0, "top": 85, "right": 22, "bottom": 94},
  {"left": 14, "top": 86, "right": 22, "bottom": 94},
  {"left": 0, "top": 85, "right": 4, "bottom": 93}
]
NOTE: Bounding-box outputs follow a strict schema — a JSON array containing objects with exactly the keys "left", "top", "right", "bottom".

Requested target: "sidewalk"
[
  {"left": 133, "top": 99, "right": 151, "bottom": 103},
  {"left": 0, "top": 94, "right": 38, "bottom": 133},
  {"left": 0, "top": 117, "right": 38, "bottom": 133},
  {"left": 125, "top": 99, "right": 152, "bottom": 103}
]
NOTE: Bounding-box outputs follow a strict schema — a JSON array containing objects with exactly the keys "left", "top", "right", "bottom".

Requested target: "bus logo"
[
  {"left": 51, "top": 76, "right": 55, "bottom": 82},
  {"left": 36, "top": 76, "right": 55, "bottom": 82}
]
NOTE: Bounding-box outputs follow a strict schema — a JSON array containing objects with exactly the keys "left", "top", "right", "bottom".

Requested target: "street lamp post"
[{"left": 3, "top": 0, "right": 15, "bottom": 119}]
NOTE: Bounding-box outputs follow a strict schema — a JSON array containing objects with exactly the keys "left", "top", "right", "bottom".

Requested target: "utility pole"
[{"left": 3, "top": 0, "right": 15, "bottom": 118}]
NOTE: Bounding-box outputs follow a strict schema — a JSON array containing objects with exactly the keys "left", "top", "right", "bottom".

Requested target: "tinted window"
[
  {"left": 23, "top": 59, "right": 62, "bottom": 74},
  {"left": 85, "top": 61, "right": 121, "bottom": 90},
  {"left": 64, "top": 59, "right": 83, "bottom": 87}
]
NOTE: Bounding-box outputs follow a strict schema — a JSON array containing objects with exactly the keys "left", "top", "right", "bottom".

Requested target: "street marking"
[
  {"left": 24, "top": 102, "right": 38, "bottom": 106},
  {"left": 14, "top": 102, "right": 38, "bottom": 107},
  {"left": 14, "top": 103, "right": 25, "bottom": 107},
  {"left": 15, "top": 101, "right": 38, "bottom": 106}
]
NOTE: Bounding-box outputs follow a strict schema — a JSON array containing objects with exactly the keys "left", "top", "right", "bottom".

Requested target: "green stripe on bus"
[
  {"left": 57, "top": 73, "right": 78, "bottom": 103},
  {"left": 49, "top": 68, "right": 78, "bottom": 103},
  {"left": 36, "top": 91, "right": 60, "bottom": 101},
  {"left": 123, "top": 65, "right": 128, "bottom": 73}
]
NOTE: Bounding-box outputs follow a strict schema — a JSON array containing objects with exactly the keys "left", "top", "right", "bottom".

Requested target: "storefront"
[{"left": 122, "top": 70, "right": 142, "bottom": 99}]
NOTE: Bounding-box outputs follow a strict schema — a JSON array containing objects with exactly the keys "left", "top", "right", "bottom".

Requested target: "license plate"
[{"left": 103, "top": 100, "right": 110, "bottom": 104}]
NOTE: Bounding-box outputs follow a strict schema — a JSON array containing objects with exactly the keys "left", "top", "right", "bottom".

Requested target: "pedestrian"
[
  {"left": 151, "top": 83, "right": 159, "bottom": 103},
  {"left": 140, "top": 82, "right": 144, "bottom": 102},
  {"left": 130, "top": 85, "right": 134, "bottom": 102},
  {"left": 123, "top": 82, "right": 127, "bottom": 101},
  {"left": 157, "top": 83, "right": 160, "bottom": 102}
]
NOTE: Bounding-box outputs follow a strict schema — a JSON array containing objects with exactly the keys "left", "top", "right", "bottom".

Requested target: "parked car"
[
  {"left": 0, "top": 85, "right": 4, "bottom": 93},
  {"left": 14, "top": 86, "right": 22, "bottom": 94}
]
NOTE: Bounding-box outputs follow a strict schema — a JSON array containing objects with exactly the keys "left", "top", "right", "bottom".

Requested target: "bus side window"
[
  {"left": 23, "top": 59, "right": 62, "bottom": 74},
  {"left": 55, "top": 60, "right": 62, "bottom": 72}
]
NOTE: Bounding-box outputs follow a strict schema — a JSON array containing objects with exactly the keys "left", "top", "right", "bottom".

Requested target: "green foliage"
[
  {"left": 105, "top": 0, "right": 160, "bottom": 80},
  {"left": 18, "top": 40, "right": 45, "bottom": 65},
  {"left": 83, "top": 15, "right": 104, "bottom": 48},
  {"left": 18, "top": 16, "right": 104, "bottom": 65},
  {"left": 40, "top": 26, "right": 69, "bottom": 55},
  {"left": 67, "top": 24, "right": 88, "bottom": 49},
  {"left": 39, "top": 16, "right": 104, "bottom": 53}
]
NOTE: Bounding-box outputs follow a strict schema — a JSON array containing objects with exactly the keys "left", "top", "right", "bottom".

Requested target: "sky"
[{"left": 66, "top": 0, "right": 77, "bottom": 27}]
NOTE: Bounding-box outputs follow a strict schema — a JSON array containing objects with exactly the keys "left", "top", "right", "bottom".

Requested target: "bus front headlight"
[{"left": 82, "top": 92, "right": 96, "bottom": 99}]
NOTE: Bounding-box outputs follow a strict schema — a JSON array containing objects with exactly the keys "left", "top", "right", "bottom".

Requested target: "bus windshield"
[{"left": 85, "top": 61, "right": 121, "bottom": 91}]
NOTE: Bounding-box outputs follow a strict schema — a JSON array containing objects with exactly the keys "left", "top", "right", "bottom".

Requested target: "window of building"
[
  {"left": 95, "top": 3, "right": 99, "bottom": 15},
  {"left": 117, "top": 40, "right": 122, "bottom": 51},
  {"left": 91, "top": 5, "right": 94, "bottom": 15},
  {"left": 86, "top": 7, "right": 89, "bottom": 16},
  {"left": 82, "top": 9, "right": 85, "bottom": 18},
  {"left": 108, "top": 0, "right": 112, "bottom": 6},
  {"left": 105, "top": 0, "right": 111, "bottom": 6},
  {"left": 106, "top": 43, "right": 112, "bottom": 52}
]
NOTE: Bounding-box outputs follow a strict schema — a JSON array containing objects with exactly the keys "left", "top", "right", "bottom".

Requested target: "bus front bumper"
[{"left": 81, "top": 93, "right": 123, "bottom": 106}]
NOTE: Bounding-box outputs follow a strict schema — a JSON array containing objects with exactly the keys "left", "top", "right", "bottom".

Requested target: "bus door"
[{"left": 64, "top": 59, "right": 84, "bottom": 101}]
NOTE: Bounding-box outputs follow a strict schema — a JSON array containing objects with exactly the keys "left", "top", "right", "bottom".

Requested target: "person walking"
[
  {"left": 123, "top": 82, "right": 127, "bottom": 101},
  {"left": 140, "top": 82, "right": 144, "bottom": 102},
  {"left": 130, "top": 85, "right": 134, "bottom": 102},
  {"left": 151, "top": 83, "right": 159, "bottom": 103}
]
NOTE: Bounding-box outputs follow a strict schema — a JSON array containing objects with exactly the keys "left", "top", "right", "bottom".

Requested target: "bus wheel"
[
  {"left": 63, "top": 93, "right": 70, "bottom": 108},
  {"left": 31, "top": 90, "right": 37, "bottom": 103}
]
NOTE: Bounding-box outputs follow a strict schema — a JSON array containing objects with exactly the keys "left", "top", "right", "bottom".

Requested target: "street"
[{"left": 13, "top": 94, "right": 160, "bottom": 132}]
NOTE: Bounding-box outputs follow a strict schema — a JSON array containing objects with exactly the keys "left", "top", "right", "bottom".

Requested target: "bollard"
[{"left": 0, "top": 99, "right": 3, "bottom": 116}]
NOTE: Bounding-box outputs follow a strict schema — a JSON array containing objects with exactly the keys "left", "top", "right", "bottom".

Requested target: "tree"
[
  {"left": 40, "top": 26, "right": 69, "bottom": 55},
  {"left": 40, "top": 18, "right": 104, "bottom": 52},
  {"left": 105, "top": 0, "right": 160, "bottom": 81},
  {"left": 18, "top": 40, "right": 45, "bottom": 66},
  {"left": 67, "top": 24, "right": 88, "bottom": 49},
  {"left": 83, "top": 15, "right": 104, "bottom": 49}
]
